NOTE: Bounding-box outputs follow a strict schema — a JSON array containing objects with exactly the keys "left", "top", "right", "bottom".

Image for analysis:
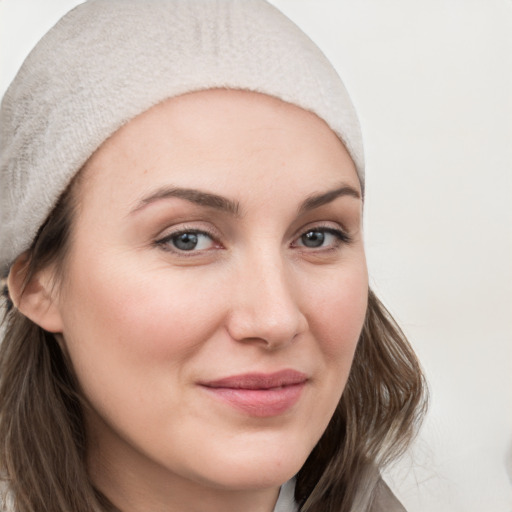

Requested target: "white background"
[{"left": 1, "top": 1, "right": 511, "bottom": 511}]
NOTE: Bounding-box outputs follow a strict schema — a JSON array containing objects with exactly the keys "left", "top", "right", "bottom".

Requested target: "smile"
[{"left": 200, "top": 370, "right": 308, "bottom": 417}]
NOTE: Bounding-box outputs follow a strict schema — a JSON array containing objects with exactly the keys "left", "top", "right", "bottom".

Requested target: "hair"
[{"left": 0, "top": 175, "right": 427, "bottom": 512}]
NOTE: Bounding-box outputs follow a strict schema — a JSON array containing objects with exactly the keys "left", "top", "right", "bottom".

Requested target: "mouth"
[{"left": 199, "top": 370, "right": 308, "bottom": 417}]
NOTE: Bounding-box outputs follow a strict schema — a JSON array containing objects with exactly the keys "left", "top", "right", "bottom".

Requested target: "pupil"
[
  {"left": 302, "top": 231, "right": 324, "bottom": 248},
  {"left": 174, "top": 233, "right": 198, "bottom": 251}
]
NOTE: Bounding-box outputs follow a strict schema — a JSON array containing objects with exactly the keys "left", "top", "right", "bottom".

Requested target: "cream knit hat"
[{"left": 0, "top": 0, "right": 364, "bottom": 274}]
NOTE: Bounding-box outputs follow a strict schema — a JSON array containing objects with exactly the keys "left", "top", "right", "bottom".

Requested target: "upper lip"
[{"left": 200, "top": 369, "right": 308, "bottom": 390}]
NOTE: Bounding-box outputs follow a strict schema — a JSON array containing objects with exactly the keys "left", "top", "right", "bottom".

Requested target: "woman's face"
[{"left": 51, "top": 90, "right": 367, "bottom": 505}]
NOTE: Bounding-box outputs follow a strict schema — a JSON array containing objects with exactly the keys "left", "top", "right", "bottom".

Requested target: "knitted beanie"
[{"left": 0, "top": 0, "right": 364, "bottom": 274}]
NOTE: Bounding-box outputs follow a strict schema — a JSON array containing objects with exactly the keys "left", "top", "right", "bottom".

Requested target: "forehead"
[{"left": 78, "top": 89, "right": 359, "bottom": 211}]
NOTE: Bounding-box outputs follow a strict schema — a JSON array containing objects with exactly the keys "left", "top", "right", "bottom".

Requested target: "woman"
[{"left": 0, "top": 1, "right": 426, "bottom": 511}]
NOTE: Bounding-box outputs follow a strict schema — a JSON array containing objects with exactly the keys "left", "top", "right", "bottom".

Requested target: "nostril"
[{"left": 226, "top": 298, "right": 307, "bottom": 349}]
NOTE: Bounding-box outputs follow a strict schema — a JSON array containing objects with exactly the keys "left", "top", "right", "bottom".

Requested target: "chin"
[
  {"left": 201, "top": 464, "right": 299, "bottom": 492},
  {"left": 191, "top": 435, "right": 311, "bottom": 491}
]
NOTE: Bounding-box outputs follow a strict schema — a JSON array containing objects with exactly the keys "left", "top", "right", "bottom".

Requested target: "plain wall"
[{"left": 1, "top": 1, "right": 511, "bottom": 511}]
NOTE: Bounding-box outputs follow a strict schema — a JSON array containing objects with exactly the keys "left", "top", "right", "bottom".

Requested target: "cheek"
[
  {"left": 292, "top": 262, "right": 368, "bottom": 449},
  {"left": 57, "top": 253, "right": 230, "bottom": 394},
  {"left": 56, "top": 256, "right": 234, "bottom": 451},
  {"left": 68, "top": 253, "right": 217, "bottom": 336},
  {"left": 306, "top": 263, "right": 368, "bottom": 362}
]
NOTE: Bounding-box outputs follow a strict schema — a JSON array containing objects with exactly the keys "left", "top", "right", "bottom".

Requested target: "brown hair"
[{"left": 0, "top": 181, "right": 427, "bottom": 512}]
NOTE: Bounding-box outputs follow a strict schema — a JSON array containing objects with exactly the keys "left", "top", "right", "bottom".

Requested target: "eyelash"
[
  {"left": 293, "top": 226, "right": 353, "bottom": 250},
  {"left": 155, "top": 227, "right": 220, "bottom": 255},
  {"left": 155, "top": 225, "right": 352, "bottom": 255}
]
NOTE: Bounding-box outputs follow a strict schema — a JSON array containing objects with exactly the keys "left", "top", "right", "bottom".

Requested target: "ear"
[{"left": 7, "top": 254, "right": 64, "bottom": 333}]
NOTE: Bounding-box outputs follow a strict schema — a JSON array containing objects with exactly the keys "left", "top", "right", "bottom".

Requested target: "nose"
[{"left": 226, "top": 252, "right": 308, "bottom": 350}]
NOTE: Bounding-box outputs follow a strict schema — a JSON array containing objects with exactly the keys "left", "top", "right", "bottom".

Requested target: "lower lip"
[{"left": 201, "top": 383, "right": 306, "bottom": 417}]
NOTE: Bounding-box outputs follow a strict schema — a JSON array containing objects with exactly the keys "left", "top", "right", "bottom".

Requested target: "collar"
[{"left": 273, "top": 478, "right": 298, "bottom": 512}]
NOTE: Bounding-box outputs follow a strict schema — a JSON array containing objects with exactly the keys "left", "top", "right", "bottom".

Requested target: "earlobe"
[{"left": 7, "top": 255, "right": 64, "bottom": 333}]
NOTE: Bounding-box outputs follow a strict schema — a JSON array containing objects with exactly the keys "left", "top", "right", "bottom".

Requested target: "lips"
[
  {"left": 199, "top": 370, "right": 307, "bottom": 417},
  {"left": 203, "top": 369, "right": 308, "bottom": 390}
]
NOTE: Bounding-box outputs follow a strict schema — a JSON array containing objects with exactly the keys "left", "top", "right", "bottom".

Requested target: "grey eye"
[
  {"left": 162, "top": 231, "right": 215, "bottom": 252},
  {"left": 172, "top": 232, "right": 200, "bottom": 251},
  {"left": 300, "top": 230, "right": 326, "bottom": 248}
]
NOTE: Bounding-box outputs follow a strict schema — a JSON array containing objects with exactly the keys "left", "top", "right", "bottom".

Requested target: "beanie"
[{"left": 0, "top": 0, "right": 364, "bottom": 274}]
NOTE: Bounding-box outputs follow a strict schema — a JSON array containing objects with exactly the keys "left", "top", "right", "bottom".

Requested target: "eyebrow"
[
  {"left": 131, "top": 183, "right": 360, "bottom": 217},
  {"left": 297, "top": 184, "right": 361, "bottom": 214},
  {"left": 131, "top": 186, "right": 240, "bottom": 216}
]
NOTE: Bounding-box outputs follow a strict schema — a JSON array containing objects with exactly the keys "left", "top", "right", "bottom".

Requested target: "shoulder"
[{"left": 369, "top": 479, "right": 407, "bottom": 512}]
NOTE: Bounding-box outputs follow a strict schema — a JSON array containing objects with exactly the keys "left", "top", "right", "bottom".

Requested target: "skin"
[{"left": 15, "top": 90, "right": 368, "bottom": 512}]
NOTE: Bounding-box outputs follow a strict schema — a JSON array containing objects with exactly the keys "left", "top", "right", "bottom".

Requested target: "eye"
[
  {"left": 294, "top": 227, "right": 351, "bottom": 249},
  {"left": 157, "top": 229, "right": 217, "bottom": 252}
]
